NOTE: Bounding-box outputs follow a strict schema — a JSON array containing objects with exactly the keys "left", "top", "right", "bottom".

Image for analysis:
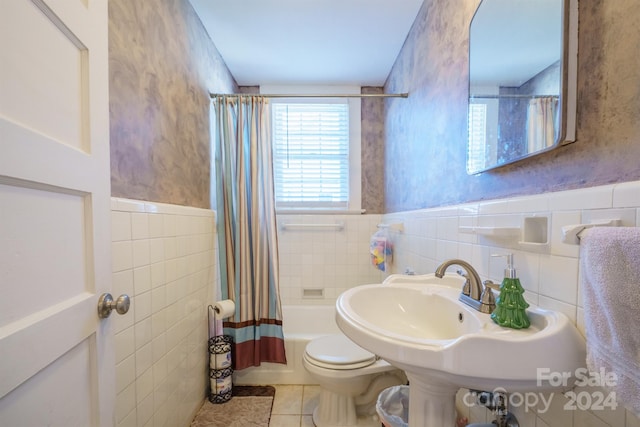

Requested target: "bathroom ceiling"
[{"left": 189, "top": 0, "right": 424, "bottom": 86}]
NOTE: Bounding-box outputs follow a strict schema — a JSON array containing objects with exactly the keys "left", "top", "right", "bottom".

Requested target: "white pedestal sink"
[{"left": 336, "top": 273, "right": 586, "bottom": 427}]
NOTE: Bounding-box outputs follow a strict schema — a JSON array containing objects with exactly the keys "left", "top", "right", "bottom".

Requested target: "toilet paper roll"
[
  {"left": 211, "top": 376, "right": 232, "bottom": 395},
  {"left": 213, "top": 299, "right": 235, "bottom": 319},
  {"left": 210, "top": 352, "right": 232, "bottom": 369}
]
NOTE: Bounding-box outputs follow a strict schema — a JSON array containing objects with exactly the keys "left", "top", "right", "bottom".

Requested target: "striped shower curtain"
[{"left": 212, "top": 96, "right": 287, "bottom": 370}]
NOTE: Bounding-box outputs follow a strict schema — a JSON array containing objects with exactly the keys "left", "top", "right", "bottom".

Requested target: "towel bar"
[
  {"left": 561, "top": 219, "right": 622, "bottom": 245},
  {"left": 377, "top": 222, "right": 404, "bottom": 233},
  {"left": 280, "top": 222, "right": 344, "bottom": 231}
]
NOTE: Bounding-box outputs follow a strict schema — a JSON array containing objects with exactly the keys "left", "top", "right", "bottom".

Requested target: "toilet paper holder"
[{"left": 207, "top": 304, "right": 234, "bottom": 404}]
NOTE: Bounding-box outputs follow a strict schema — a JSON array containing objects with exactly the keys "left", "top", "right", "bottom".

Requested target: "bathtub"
[{"left": 233, "top": 305, "right": 341, "bottom": 385}]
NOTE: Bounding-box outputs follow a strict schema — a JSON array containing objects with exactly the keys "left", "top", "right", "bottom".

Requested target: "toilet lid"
[{"left": 305, "top": 335, "right": 377, "bottom": 370}]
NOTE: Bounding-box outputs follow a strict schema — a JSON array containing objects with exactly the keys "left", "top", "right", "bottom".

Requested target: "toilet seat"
[{"left": 305, "top": 334, "right": 377, "bottom": 370}]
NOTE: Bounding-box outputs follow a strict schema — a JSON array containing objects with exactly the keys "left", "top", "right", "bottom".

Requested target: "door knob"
[{"left": 98, "top": 293, "right": 130, "bottom": 318}]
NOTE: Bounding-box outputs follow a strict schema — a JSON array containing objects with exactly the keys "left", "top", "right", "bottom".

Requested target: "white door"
[{"left": 0, "top": 0, "right": 114, "bottom": 426}]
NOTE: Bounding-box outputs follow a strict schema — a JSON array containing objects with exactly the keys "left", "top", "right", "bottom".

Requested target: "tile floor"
[{"left": 269, "top": 385, "right": 319, "bottom": 427}]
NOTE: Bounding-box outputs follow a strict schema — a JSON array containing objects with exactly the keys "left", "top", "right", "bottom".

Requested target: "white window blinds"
[
  {"left": 467, "top": 103, "right": 488, "bottom": 173},
  {"left": 272, "top": 103, "right": 350, "bottom": 209}
]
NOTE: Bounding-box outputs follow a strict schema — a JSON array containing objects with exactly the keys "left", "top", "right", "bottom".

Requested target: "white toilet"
[{"left": 303, "top": 334, "right": 407, "bottom": 427}]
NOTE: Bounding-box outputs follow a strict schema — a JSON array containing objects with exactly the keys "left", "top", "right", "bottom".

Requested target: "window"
[
  {"left": 272, "top": 101, "right": 359, "bottom": 210},
  {"left": 467, "top": 102, "right": 488, "bottom": 173}
]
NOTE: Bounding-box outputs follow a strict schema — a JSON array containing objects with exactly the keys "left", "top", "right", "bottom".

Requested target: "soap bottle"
[{"left": 490, "top": 254, "right": 530, "bottom": 329}]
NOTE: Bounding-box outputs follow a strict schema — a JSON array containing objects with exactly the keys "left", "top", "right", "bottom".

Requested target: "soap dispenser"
[{"left": 490, "top": 254, "right": 530, "bottom": 329}]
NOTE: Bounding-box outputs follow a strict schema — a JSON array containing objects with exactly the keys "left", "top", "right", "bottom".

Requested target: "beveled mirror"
[{"left": 467, "top": 0, "right": 578, "bottom": 174}]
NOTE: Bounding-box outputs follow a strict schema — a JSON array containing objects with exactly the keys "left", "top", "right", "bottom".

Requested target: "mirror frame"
[{"left": 467, "top": 0, "right": 578, "bottom": 175}]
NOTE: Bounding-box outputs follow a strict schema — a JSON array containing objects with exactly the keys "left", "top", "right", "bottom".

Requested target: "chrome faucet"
[{"left": 435, "top": 259, "right": 495, "bottom": 314}]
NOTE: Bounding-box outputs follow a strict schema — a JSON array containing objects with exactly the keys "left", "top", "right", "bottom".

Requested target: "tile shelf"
[{"left": 459, "top": 215, "right": 550, "bottom": 247}]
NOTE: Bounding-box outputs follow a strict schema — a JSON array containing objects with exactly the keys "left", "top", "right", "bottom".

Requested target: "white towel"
[{"left": 580, "top": 227, "right": 640, "bottom": 416}]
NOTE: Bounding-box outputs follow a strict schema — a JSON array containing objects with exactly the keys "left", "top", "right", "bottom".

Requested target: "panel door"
[{"left": 0, "top": 0, "right": 114, "bottom": 425}]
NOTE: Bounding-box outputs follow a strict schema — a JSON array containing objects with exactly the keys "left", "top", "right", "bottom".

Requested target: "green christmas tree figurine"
[{"left": 490, "top": 254, "right": 530, "bottom": 329}]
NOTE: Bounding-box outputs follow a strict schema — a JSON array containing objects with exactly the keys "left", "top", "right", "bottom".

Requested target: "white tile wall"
[
  {"left": 111, "top": 198, "right": 216, "bottom": 427},
  {"left": 277, "top": 214, "right": 387, "bottom": 305},
  {"left": 385, "top": 181, "right": 640, "bottom": 427}
]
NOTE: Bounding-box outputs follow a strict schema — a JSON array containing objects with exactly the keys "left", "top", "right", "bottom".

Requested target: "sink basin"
[
  {"left": 345, "top": 283, "right": 483, "bottom": 341},
  {"left": 336, "top": 273, "right": 586, "bottom": 425},
  {"left": 337, "top": 273, "right": 586, "bottom": 391}
]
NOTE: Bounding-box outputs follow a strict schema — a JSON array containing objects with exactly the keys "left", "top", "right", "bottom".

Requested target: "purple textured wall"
[
  {"left": 384, "top": 0, "right": 640, "bottom": 212},
  {"left": 109, "top": 0, "right": 237, "bottom": 208},
  {"left": 361, "top": 87, "right": 386, "bottom": 214}
]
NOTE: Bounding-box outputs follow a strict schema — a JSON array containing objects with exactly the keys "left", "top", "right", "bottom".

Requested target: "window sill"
[{"left": 275, "top": 209, "right": 366, "bottom": 215}]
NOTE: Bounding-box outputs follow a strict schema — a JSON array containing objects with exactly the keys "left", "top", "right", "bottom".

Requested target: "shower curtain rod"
[
  {"left": 209, "top": 92, "right": 408, "bottom": 99},
  {"left": 470, "top": 94, "right": 559, "bottom": 99}
]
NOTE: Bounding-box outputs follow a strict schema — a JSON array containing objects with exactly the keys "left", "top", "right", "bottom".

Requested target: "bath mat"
[
  {"left": 233, "top": 385, "right": 276, "bottom": 397},
  {"left": 191, "top": 386, "right": 275, "bottom": 427}
]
